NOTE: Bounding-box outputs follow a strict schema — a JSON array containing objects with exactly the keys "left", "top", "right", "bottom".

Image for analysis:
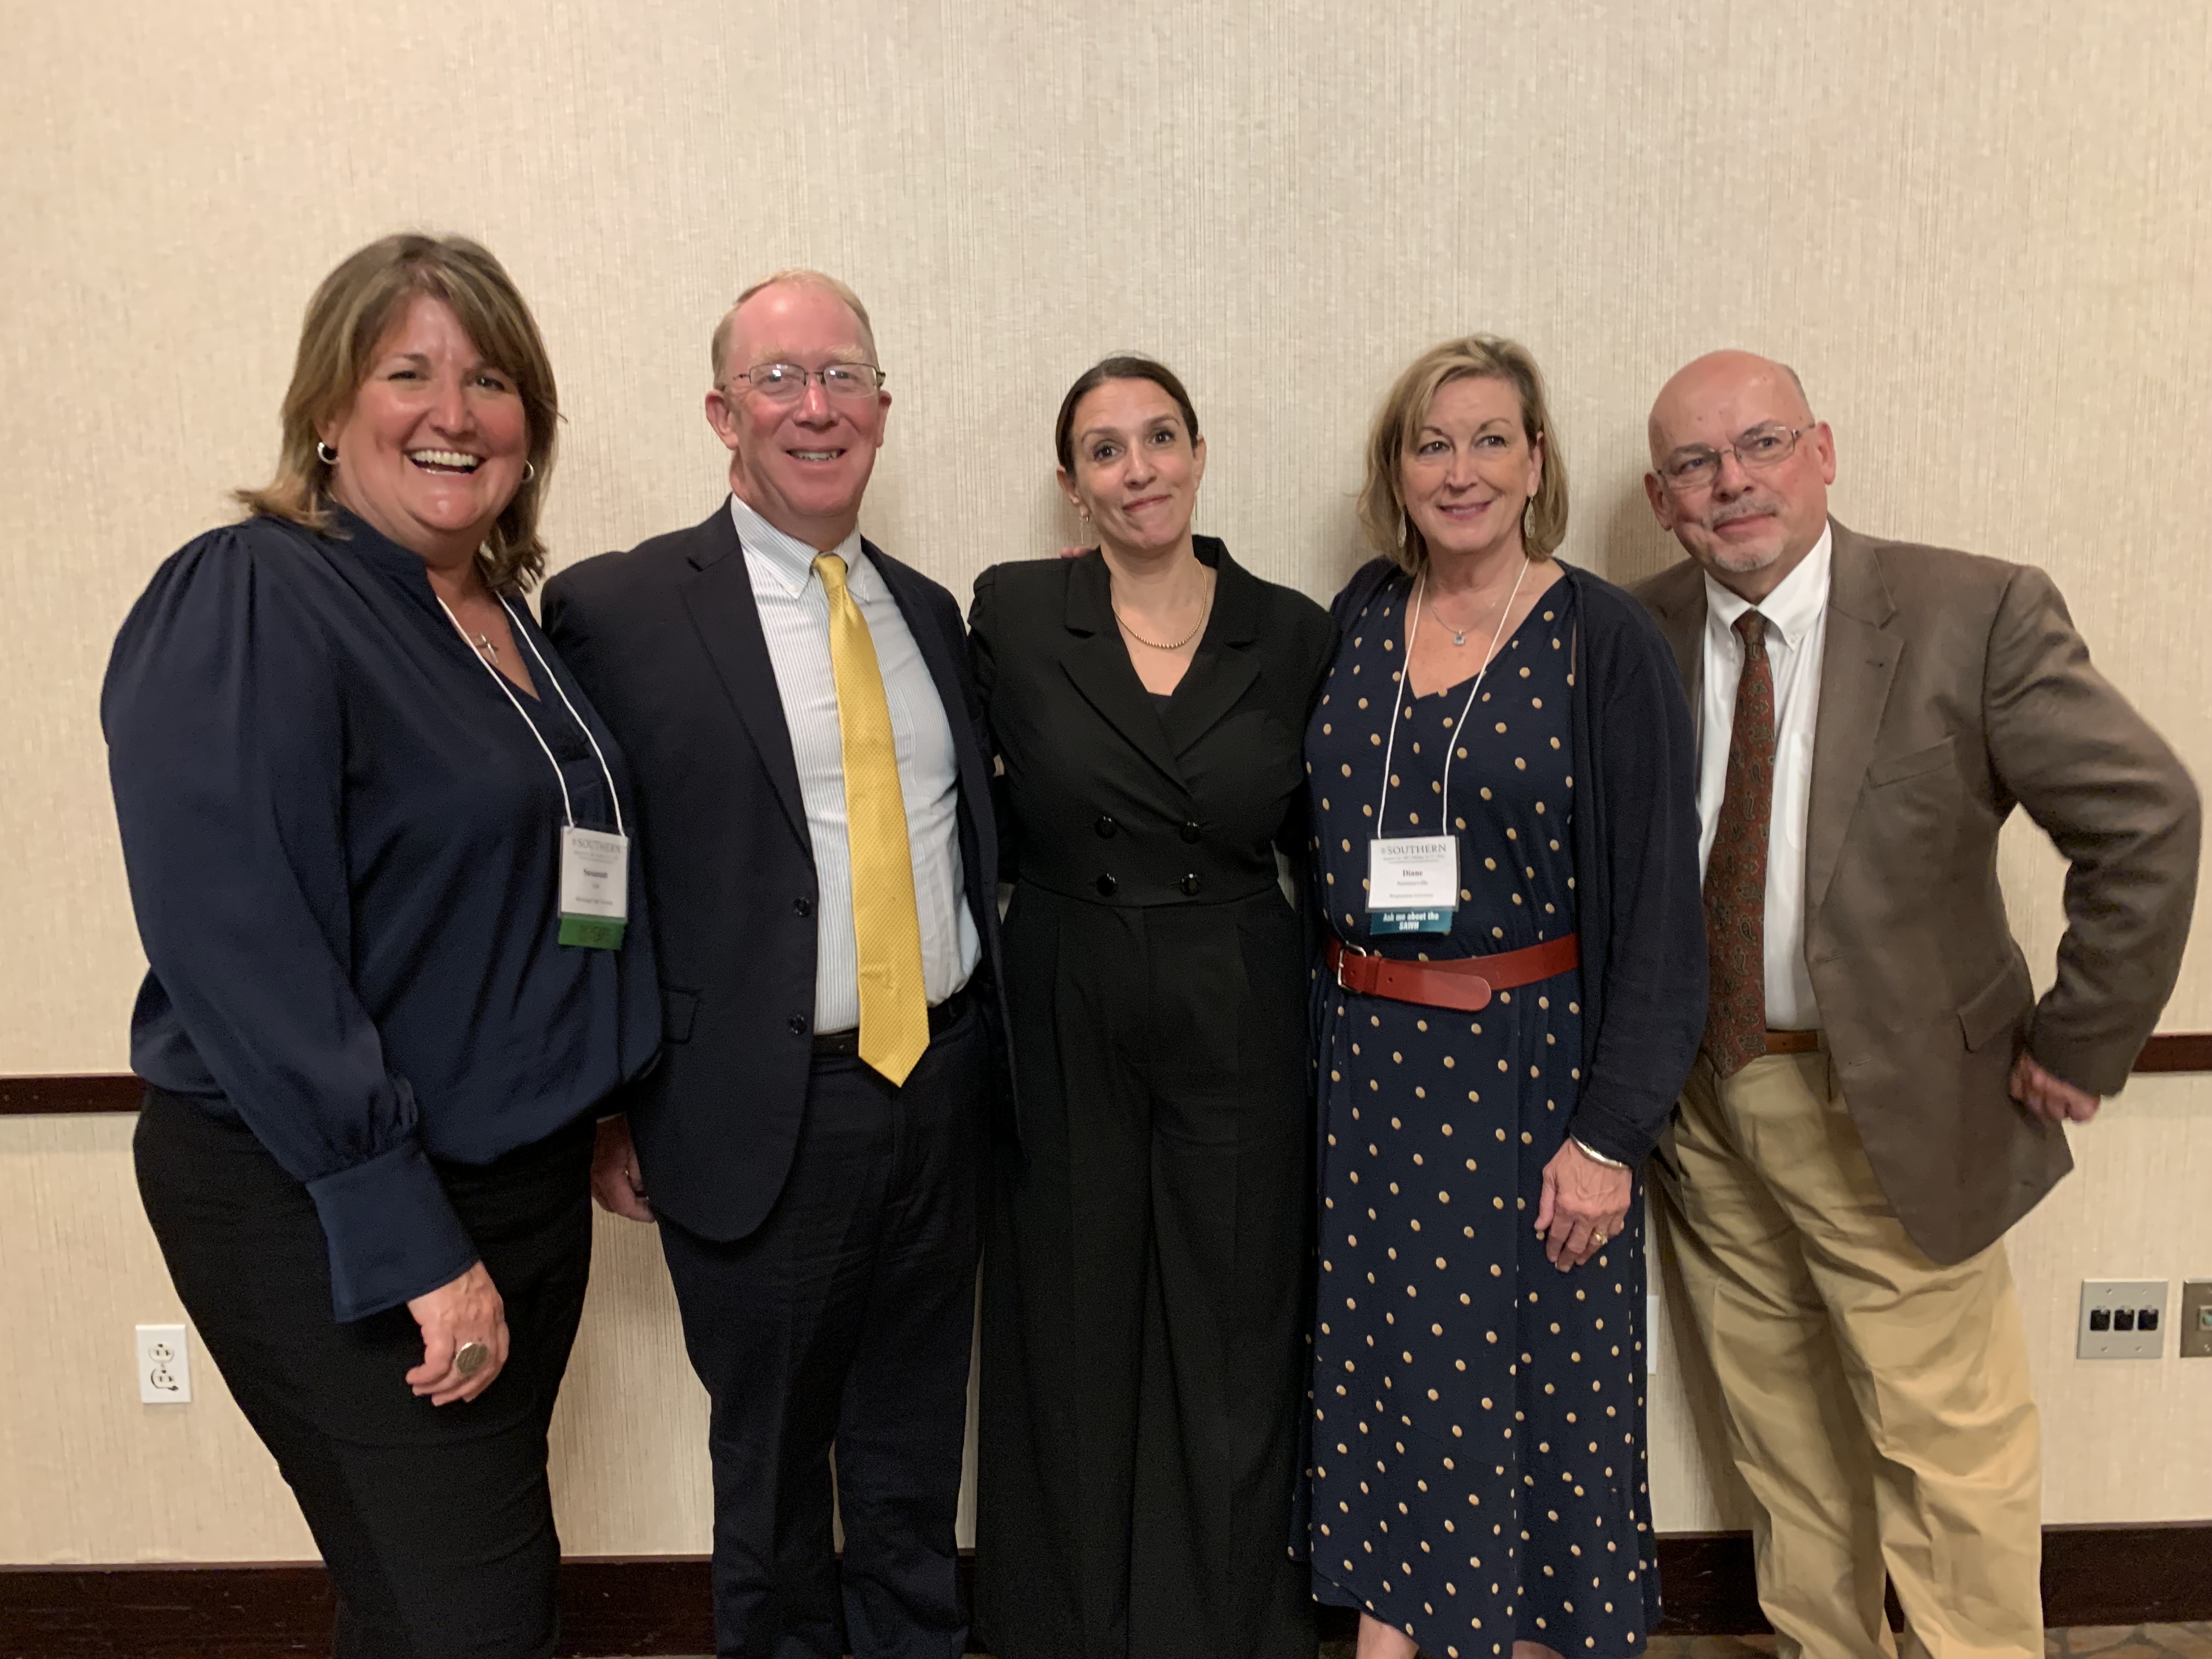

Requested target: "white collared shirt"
[
  {"left": 1695, "top": 522, "right": 1832, "bottom": 1031},
  {"left": 732, "top": 494, "right": 979, "bottom": 1033}
]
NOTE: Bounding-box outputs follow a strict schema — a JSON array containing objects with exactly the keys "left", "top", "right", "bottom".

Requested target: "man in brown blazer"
[{"left": 1634, "top": 349, "right": 2198, "bottom": 1658}]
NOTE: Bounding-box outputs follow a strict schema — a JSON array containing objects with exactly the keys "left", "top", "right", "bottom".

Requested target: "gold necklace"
[{"left": 1111, "top": 568, "right": 1215, "bottom": 651}]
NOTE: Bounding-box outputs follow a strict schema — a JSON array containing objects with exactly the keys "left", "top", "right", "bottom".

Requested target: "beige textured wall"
[{"left": 3, "top": 0, "right": 2209, "bottom": 1564}]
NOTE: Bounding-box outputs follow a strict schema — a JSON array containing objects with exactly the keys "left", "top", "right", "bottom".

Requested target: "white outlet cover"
[
  {"left": 136, "top": 1323, "right": 191, "bottom": 1403},
  {"left": 2076, "top": 1280, "right": 2168, "bottom": 1360}
]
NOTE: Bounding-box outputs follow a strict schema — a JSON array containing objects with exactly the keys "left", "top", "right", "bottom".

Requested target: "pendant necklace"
[
  {"left": 1434, "top": 582, "right": 1510, "bottom": 648},
  {"left": 471, "top": 632, "right": 500, "bottom": 665}
]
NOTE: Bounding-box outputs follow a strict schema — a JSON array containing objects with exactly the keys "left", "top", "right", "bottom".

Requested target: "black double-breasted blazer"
[
  {"left": 968, "top": 539, "right": 1335, "bottom": 910},
  {"left": 542, "top": 501, "right": 1012, "bottom": 1243}
]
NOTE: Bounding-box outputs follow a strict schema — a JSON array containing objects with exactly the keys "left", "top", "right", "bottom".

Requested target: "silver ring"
[{"left": 454, "top": 1340, "right": 489, "bottom": 1379}]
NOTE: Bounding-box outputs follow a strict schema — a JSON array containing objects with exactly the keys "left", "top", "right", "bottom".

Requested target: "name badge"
[
  {"left": 558, "top": 827, "right": 630, "bottom": 950},
  {"left": 1367, "top": 835, "right": 1458, "bottom": 935}
]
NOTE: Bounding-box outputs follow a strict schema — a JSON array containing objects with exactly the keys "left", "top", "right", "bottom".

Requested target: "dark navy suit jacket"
[{"left": 542, "top": 500, "right": 1012, "bottom": 1243}]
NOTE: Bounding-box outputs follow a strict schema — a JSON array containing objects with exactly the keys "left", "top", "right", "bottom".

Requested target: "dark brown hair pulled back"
[{"left": 1053, "top": 354, "right": 1201, "bottom": 471}]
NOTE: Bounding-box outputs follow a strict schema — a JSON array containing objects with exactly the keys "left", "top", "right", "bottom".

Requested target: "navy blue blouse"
[{"left": 104, "top": 511, "right": 660, "bottom": 1321}]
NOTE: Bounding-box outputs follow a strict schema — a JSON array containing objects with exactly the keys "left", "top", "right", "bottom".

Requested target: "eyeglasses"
[
  {"left": 1657, "top": 423, "right": 1815, "bottom": 492},
  {"left": 724, "top": 362, "right": 887, "bottom": 403}
]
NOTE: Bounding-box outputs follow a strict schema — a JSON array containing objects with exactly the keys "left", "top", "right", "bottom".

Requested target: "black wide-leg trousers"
[
  {"left": 975, "top": 887, "right": 1316, "bottom": 1659},
  {"left": 657, "top": 1002, "right": 988, "bottom": 1659},
  {"left": 134, "top": 1087, "right": 595, "bottom": 1659}
]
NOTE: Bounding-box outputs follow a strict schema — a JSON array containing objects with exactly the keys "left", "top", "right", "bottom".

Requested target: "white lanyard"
[
  {"left": 437, "top": 595, "right": 624, "bottom": 837},
  {"left": 1372, "top": 557, "right": 1530, "bottom": 831},
  {"left": 438, "top": 594, "right": 631, "bottom": 949}
]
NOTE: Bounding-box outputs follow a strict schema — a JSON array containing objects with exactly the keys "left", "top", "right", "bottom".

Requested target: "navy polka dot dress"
[{"left": 1302, "top": 571, "right": 1660, "bottom": 1657}]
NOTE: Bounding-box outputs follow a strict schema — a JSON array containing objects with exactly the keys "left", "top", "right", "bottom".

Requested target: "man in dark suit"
[
  {"left": 541, "top": 270, "right": 1007, "bottom": 1659},
  {"left": 1633, "top": 349, "right": 2198, "bottom": 1658}
]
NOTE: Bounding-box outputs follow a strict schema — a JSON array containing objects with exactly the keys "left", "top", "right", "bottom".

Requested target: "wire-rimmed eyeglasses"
[
  {"left": 723, "top": 362, "right": 887, "bottom": 403},
  {"left": 1656, "top": 423, "right": 1816, "bottom": 492}
]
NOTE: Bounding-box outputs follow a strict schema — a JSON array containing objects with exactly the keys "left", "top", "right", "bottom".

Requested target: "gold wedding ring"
[
  {"left": 454, "top": 1340, "right": 489, "bottom": 1379},
  {"left": 1590, "top": 1231, "right": 1607, "bottom": 1246}
]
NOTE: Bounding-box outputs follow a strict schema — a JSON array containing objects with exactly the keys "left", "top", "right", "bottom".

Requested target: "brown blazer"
[{"left": 1637, "top": 520, "right": 2199, "bottom": 1263}]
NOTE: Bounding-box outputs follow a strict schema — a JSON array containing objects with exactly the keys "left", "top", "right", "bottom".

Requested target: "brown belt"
[
  {"left": 1325, "top": 934, "right": 1580, "bottom": 1014},
  {"left": 1764, "top": 1029, "right": 1824, "bottom": 1056}
]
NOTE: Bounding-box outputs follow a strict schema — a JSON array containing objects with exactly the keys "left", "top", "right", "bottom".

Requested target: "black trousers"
[
  {"left": 975, "top": 887, "right": 1316, "bottom": 1659},
  {"left": 134, "top": 1087, "right": 594, "bottom": 1659},
  {"left": 658, "top": 1002, "right": 987, "bottom": 1659}
]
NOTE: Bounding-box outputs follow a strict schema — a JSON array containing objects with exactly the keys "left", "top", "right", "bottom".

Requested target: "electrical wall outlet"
[
  {"left": 136, "top": 1323, "right": 191, "bottom": 1403},
  {"left": 2181, "top": 1282, "right": 2212, "bottom": 1360},
  {"left": 2077, "top": 1280, "right": 2167, "bottom": 1359}
]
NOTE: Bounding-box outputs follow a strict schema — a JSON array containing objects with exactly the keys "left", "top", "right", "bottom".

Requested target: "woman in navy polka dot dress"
[{"left": 1300, "top": 338, "right": 1708, "bottom": 1659}]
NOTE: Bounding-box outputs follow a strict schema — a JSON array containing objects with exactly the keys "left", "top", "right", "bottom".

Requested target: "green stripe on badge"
[{"left": 559, "top": 914, "right": 627, "bottom": 950}]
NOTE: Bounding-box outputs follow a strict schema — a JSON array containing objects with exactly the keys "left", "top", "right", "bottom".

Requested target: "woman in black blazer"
[{"left": 969, "top": 357, "right": 1333, "bottom": 1659}]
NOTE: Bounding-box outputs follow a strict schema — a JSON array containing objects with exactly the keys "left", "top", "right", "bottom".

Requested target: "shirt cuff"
[
  {"left": 1562, "top": 1094, "right": 1655, "bottom": 1171},
  {"left": 306, "top": 1141, "right": 478, "bottom": 1322}
]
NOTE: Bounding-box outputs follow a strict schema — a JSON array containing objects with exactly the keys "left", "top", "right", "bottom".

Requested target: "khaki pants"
[{"left": 1651, "top": 1049, "right": 2042, "bottom": 1659}]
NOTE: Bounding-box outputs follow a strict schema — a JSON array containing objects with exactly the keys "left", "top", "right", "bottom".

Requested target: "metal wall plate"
[
  {"left": 2077, "top": 1279, "right": 2168, "bottom": 1359},
  {"left": 2180, "top": 1280, "right": 2212, "bottom": 1360}
]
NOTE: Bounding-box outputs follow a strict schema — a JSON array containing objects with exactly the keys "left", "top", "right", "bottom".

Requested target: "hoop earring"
[
  {"left": 523, "top": 461, "right": 537, "bottom": 484},
  {"left": 315, "top": 442, "right": 338, "bottom": 465}
]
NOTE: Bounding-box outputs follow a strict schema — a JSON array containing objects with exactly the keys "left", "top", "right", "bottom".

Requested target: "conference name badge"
[
  {"left": 1367, "top": 835, "right": 1457, "bottom": 935},
  {"left": 558, "top": 827, "right": 630, "bottom": 950}
]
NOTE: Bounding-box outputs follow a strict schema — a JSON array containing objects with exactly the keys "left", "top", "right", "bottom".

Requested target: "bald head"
[
  {"left": 1647, "top": 351, "right": 1812, "bottom": 457},
  {"left": 710, "top": 269, "right": 879, "bottom": 386},
  {"left": 1643, "top": 349, "right": 1836, "bottom": 602}
]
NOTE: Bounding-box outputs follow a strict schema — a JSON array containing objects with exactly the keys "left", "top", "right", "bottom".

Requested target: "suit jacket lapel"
[
  {"left": 677, "top": 501, "right": 811, "bottom": 852},
  {"left": 871, "top": 540, "right": 1001, "bottom": 884},
  {"left": 1805, "top": 520, "right": 1901, "bottom": 916},
  {"left": 1158, "top": 537, "right": 1262, "bottom": 758},
  {"left": 1060, "top": 551, "right": 1190, "bottom": 794},
  {"left": 1643, "top": 557, "right": 1706, "bottom": 713}
]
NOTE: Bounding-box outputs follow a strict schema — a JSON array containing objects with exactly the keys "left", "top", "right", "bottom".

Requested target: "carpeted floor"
[
  {"left": 1298, "top": 1628, "right": 2212, "bottom": 1659},
  {"left": 622, "top": 1627, "right": 2212, "bottom": 1657}
]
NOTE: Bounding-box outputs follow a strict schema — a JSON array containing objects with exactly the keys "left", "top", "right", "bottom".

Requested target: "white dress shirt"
[
  {"left": 732, "top": 495, "right": 980, "bottom": 1033},
  {"left": 1695, "top": 522, "right": 1832, "bottom": 1032}
]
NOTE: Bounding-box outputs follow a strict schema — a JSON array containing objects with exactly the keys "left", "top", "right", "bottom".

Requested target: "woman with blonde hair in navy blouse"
[
  {"left": 105, "top": 233, "right": 657, "bottom": 1659},
  {"left": 1301, "top": 336, "right": 1705, "bottom": 1658}
]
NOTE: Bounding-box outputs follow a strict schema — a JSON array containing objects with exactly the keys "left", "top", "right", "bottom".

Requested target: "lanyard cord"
[
  {"left": 1373, "top": 556, "right": 1530, "bottom": 833},
  {"left": 500, "top": 597, "right": 625, "bottom": 838},
  {"left": 437, "top": 595, "right": 623, "bottom": 838}
]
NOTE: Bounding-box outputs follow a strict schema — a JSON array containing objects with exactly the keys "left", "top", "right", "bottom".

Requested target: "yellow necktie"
[{"left": 814, "top": 553, "right": 930, "bottom": 1086}]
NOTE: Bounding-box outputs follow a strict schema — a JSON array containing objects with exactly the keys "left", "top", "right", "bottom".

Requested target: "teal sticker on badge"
[
  {"left": 1371, "top": 909, "right": 1452, "bottom": 935},
  {"left": 559, "top": 914, "right": 627, "bottom": 950}
]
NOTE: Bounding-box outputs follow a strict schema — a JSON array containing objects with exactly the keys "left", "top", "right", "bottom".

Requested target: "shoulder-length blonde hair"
[
  {"left": 1357, "top": 335, "right": 1569, "bottom": 574},
  {"left": 235, "top": 233, "right": 560, "bottom": 592}
]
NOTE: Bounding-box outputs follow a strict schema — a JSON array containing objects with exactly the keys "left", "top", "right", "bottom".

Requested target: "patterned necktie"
[
  {"left": 1702, "top": 609, "right": 1775, "bottom": 1077},
  {"left": 814, "top": 554, "right": 930, "bottom": 1086}
]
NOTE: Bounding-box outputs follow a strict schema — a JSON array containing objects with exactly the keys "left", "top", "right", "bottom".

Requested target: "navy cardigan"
[{"left": 1327, "top": 557, "right": 1706, "bottom": 1166}]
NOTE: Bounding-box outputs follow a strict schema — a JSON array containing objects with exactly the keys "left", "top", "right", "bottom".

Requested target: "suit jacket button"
[
  {"left": 1180, "top": 873, "right": 1202, "bottom": 896},
  {"left": 1095, "top": 873, "right": 1118, "bottom": 896},
  {"left": 788, "top": 1014, "right": 809, "bottom": 1035},
  {"left": 1094, "top": 815, "right": 1118, "bottom": 838},
  {"left": 794, "top": 896, "right": 814, "bottom": 917},
  {"left": 1179, "top": 819, "right": 1202, "bottom": 843}
]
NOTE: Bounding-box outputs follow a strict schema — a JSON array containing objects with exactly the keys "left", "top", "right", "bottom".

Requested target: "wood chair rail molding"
[
  {"left": 4, "top": 1040, "right": 2207, "bottom": 1112},
  {"left": 2, "top": 1526, "right": 2209, "bottom": 1655}
]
